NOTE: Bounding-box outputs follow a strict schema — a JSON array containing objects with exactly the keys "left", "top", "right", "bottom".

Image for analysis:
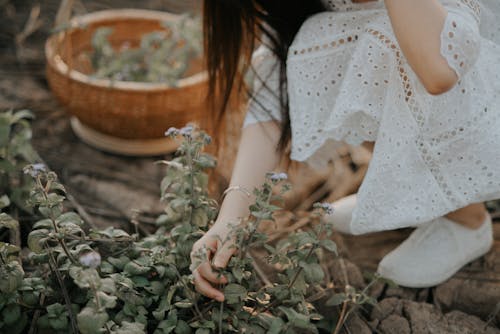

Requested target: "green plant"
[
  {"left": 90, "top": 15, "right": 202, "bottom": 85},
  {"left": 0, "top": 109, "right": 40, "bottom": 213},
  {"left": 0, "top": 111, "right": 387, "bottom": 333}
]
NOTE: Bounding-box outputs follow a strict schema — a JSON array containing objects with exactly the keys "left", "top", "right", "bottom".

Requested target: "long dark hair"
[{"left": 203, "top": 0, "right": 325, "bottom": 153}]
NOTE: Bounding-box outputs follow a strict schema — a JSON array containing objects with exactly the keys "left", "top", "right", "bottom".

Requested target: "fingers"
[
  {"left": 190, "top": 234, "right": 238, "bottom": 302},
  {"left": 190, "top": 239, "right": 215, "bottom": 270},
  {"left": 212, "top": 242, "right": 236, "bottom": 268},
  {"left": 196, "top": 261, "right": 228, "bottom": 284},
  {"left": 192, "top": 269, "right": 225, "bottom": 302}
]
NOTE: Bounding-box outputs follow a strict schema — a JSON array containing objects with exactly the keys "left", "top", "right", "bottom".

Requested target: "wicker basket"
[{"left": 45, "top": 9, "right": 209, "bottom": 154}]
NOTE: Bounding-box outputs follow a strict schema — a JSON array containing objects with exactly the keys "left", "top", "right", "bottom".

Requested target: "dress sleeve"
[
  {"left": 242, "top": 43, "right": 283, "bottom": 128},
  {"left": 440, "top": 1, "right": 482, "bottom": 80}
]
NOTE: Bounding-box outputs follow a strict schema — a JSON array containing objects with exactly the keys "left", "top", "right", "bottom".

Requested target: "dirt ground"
[{"left": 1, "top": 1, "right": 499, "bottom": 333}]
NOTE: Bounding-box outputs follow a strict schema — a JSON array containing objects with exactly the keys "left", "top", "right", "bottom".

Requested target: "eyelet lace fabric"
[{"left": 243, "top": 0, "right": 500, "bottom": 234}]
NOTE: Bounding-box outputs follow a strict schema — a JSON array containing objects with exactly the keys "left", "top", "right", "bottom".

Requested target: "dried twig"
[
  {"left": 15, "top": 5, "right": 43, "bottom": 47},
  {"left": 332, "top": 258, "right": 351, "bottom": 334},
  {"left": 248, "top": 251, "right": 273, "bottom": 287},
  {"left": 483, "top": 302, "right": 500, "bottom": 330}
]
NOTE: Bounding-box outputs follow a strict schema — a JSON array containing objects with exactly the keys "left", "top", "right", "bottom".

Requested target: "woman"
[{"left": 190, "top": 0, "right": 499, "bottom": 302}]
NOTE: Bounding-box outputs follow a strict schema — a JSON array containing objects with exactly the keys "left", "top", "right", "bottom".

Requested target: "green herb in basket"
[{"left": 90, "top": 14, "right": 202, "bottom": 85}]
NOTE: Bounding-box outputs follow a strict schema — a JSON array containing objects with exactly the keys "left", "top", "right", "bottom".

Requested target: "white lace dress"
[{"left": 242, "top": 0, "right": 500, "bottom": 234}]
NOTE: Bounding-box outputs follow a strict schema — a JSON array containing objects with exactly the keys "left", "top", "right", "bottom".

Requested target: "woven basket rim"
[{"left": 45, "top": 8, "right": 207, "bottom": 92}]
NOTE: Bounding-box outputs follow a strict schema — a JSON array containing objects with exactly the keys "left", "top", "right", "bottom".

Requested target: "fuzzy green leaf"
[
  {"left": 2, "top": 304, "right": 21, "bottom": 325},
  {"left": 300, "top": 262, "right": 324, "bottom": 283},
  {"left": 77, "top": 307, "right": 109, "bottom": 334},
  {"left": 320, "top": 239, "right": 338, "bottom": 255},
  {"left": 174, "top": 319, "right": 191, "bottom": 334},
  {"left": 112, "top": 321, "right": 146, "bottom": 334},
  {"left": 0, "top": 195, "right": 10, "bottom": 209},
  {"left": 145, "top": 281, "right": 165, "bottom": 295},
  {"left": 27, "top": 229, "right": 49, "bottom": 253},
  {"left": 223, "top": 283, "right": 247, "bottom": 305},
  {"left": 124, "top": 261, "right": 150, "bottom": 276},
  {"left": 97, "top": 291, "right": 117, "bottom": 309},
  {"left": 278, "top": 306, "right": 318, "bottom": 333},
  {"left": 173, "top": 301, "right": 193, "bottom": 309},
  {"left": 325, "top": 293, "right": 347, "bottom": 306}
]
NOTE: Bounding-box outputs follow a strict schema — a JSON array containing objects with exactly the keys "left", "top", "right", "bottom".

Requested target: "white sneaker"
[
  {"left": 324, "top": 193, "right": 358, "bottom": 234},
  {"left": 377, "top": 213, "right": 494, "bottom": 288}
]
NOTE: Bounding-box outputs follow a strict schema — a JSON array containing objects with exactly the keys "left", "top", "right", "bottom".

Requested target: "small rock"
[
  {"left": 435, "top": 277, "right": 500, "bottom": 325},
  {"left": 403, "top": 301, "right": 443, "bottom": 333},
  {"left": 371, "top": 297, "right": 404, "bottom": 321},
  {"left": 329, "top": 258, "right": 365, "bottom": 289},
  {"left": 342, "top": 313, "right": 372, "bottom": 334},
  {"left": 369, "top": 299, "right": 500, "bottom": 334},
  {"left": 444, "top": 310, "right": 500, "bottom": 334},
  {"left": 379, "top": 314, "right": 411, "bottom": 334}
]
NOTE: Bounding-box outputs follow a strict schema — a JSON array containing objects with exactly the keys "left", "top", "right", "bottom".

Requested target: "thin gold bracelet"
[{"left": 221, "top": 185, "right": 251, "bottom": 200}]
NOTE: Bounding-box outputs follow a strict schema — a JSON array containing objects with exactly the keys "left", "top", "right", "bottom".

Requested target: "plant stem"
[
  {"left": 28, "top": 292, "right": 46, "bottom": 334},
  {"left": 173, "top": 266, "right": 205, "bottom": 321},
  {"left": 218, "top": 287, "right": 224, "bottom": 334},
  {"left": 288, "top": 218, "right": 325, "bottom": 289},
  {"left": 36, "top": 176, "right": 78, "bottom": 265},
  {"left": 260, "top": 218, "right": 326, "bottom": 314},
  {"left": 333, "top": 258, "right": 353, "bottom": 334},
  {"left": 238, "top": 181, "right": 274, "bottom": 261},
  {"left": 288, "top": 246, "right": 316, "bottom": 289},
  {"left": 46, "top": 245, "right": 78, "bottom": 334},
  {"left": 332, "top": 300, "right": 349, "bottom": 334},
  {"left": 187, "top": 137, "right": 196, "bottom": 225}
]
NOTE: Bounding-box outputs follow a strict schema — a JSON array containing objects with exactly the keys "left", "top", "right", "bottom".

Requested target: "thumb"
[{"left": 212, "top": 241, "right": 237, "bottom": 269}]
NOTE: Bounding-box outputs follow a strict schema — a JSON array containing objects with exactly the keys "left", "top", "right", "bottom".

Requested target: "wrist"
[{"left": 213, "top": 216, "right": 244, "bottom": 230}]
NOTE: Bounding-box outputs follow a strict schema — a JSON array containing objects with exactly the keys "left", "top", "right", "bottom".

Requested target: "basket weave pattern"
[{"left": 45, "top": 9, "right": 207, "bottom": 139}]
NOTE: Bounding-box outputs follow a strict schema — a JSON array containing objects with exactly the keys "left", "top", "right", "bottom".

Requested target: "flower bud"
[{"left": 79, "top": 251, "right": 102, "bottom": 268}]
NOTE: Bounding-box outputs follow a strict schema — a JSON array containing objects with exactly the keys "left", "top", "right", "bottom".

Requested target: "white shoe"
[
  {"left": 323, "top": 194, "right": 358, "bottom": 234},
  {"left": 377, "top": 213, "right": 494, "bottom": 288}
]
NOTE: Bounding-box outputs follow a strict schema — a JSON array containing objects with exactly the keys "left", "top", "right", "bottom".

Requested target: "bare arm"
[
  {"left": 215, "top": 120, "right": 283, "bottom": 225},
  {"left": 384, "top": 0, "right": 459, "bottom": 95},
  {"left": 191, "top": 120, "right": 283, "bottom": 302}
]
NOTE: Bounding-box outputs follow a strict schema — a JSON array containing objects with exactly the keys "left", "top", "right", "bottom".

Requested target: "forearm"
[
  {"left": 214, "top": 120, "right": 283, "bottom": 226},
  {"left": 384, "top": 0, "right": 458, "bottom": 94}
]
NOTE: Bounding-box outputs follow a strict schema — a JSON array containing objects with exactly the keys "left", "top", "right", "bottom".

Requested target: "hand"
[{"left": 190, "top": 223, "right": 238, "bottom": 302}]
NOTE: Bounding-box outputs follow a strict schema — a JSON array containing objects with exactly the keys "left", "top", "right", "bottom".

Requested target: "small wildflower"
[
  {"left": 23, "top": 163, "right": 47, "bottom": 177},
  {"left": 202, "top": 133, "right": 212, "bottom": 145},
  {"left": 268, "top": 172, "right": 288, "bottom": 182},
  {"left": 179, "top": 124, "right": 194, "bottom": 137},
  {"left": 79, "top": 251, "right": 102, "bottom": 268},
  {"left": 165, "top": 127, "right": 179, "bottom": 137},
  {"left": 318, "top": 202, "right": 335, "bottom": 215}
]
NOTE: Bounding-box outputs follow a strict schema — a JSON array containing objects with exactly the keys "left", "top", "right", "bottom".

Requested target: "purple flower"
[
  {"left": 79, "top": 251, "right": 102, "bottom": 268},
  {"left": 319, "top": 203, "right": 335, "bottom": 215},
  {"left": 269, "top": 172, "right": 288, "bottom": 182},
  {"left": 179, "top": 125, "right": 194, "bottom": 137},
  {"left": 165, "top": 127, "right": 179, "bottom": 137},
  {"left": 202, "top": 133, "right": 212, "bottom": 145},
  {"left": 23, "top": 163, "right": 47, "bottom": 177}
]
